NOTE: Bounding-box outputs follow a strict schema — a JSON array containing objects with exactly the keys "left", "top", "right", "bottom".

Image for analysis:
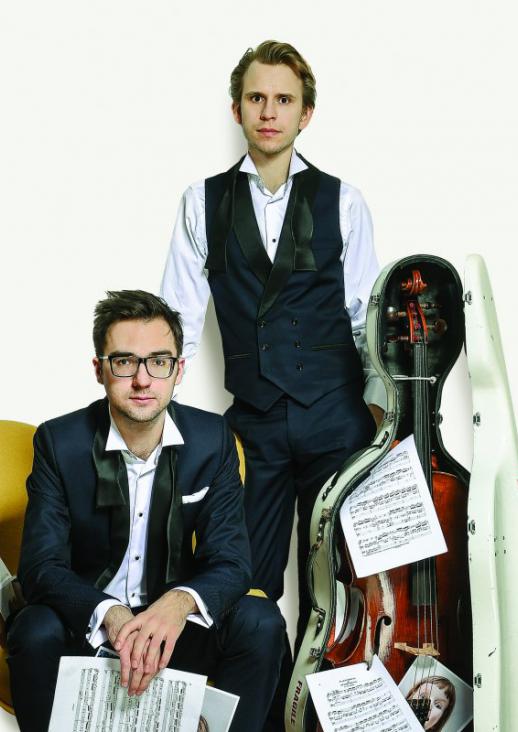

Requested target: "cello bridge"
[{"left": 394, "top": 641, "right": 439, "bottom": 657}]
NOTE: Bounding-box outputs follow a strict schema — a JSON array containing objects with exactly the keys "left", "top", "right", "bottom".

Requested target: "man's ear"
[
  {"left": 298, "top": 105, "right": 314, "bottom": 132},
  {"left": 93, "top": 357, "right": 103, "bottom": 385},
  {"left": 174, "top": 358, "right": 186, "bottom": 387},
  {"left": 232, "top": 101, "right": 242, "bottom": 125}
]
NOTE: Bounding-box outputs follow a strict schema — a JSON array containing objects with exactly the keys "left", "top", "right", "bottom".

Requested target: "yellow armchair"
[{"left": 0, "top": 421, "right": 36, "bottom": 714}]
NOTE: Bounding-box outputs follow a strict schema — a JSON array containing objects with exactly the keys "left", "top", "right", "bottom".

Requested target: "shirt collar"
[
  {"left": 239, "top": 149, "right": 308, "bottom": 195},
  {"left": 105, "top": 408, "right": 184, "bottom": 463}
]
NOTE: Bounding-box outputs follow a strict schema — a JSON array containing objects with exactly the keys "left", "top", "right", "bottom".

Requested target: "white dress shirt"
[
  {"left": 161, "top": 150, "right": 387, "bottom": 409},
  {"left": 87, "top": 411, "right": 212, "bottom": 648}
]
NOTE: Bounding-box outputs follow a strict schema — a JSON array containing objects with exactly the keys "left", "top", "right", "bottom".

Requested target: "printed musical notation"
[
  {"left": 48, "top": 657, "right": 206, "bottom": 732},
  {"left": 307, "top": 655, "right": 423, "bottom": 732},
  {"left": 340, "top": 436, "right": 447, "bottom": 578}
]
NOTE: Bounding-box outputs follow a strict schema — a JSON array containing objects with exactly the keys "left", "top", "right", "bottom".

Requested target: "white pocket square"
[{"left": 182, "top": 486, "right": 210, "bottom": 504}]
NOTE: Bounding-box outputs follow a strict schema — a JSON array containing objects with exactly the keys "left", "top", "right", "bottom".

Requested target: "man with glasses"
[{"left": 7, "top": 289, "right": 284, "bottom": 732}]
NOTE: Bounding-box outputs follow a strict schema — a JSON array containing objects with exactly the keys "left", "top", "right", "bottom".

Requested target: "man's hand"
[
  {"left": 368, "top": 403, "right": 385, "bottom": 429},
  {"left": 114, "top": 589, "right": 198, "bottom": 696},
  {"left": 103, "top": 604, "right": 134, "bottom": 647}
]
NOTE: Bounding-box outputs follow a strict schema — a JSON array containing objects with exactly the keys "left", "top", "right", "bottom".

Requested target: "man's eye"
[
  {"left": 251, "top": 94, "right": 263, "bottom": 103},
  {"left": 151, "top": 358, "right": 167, "bottom": 367},
  {"left": 279, "top": 96, "right": 290, "bottom": 104},
  {"left": 114, "top": 357, "right": 132, "bottom": 367}
]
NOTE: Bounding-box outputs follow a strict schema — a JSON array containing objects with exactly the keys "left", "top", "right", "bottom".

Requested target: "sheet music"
[
  {"left": 340, "top": 435, "right": 447, "bottom": 578},
  {"left": 48, "top": 657, "right": 207, "bottom": 732},
  {"left": 307, "top": 655, "right": 423, "bottom": 732},
  {"left": 200, "top": 686, "right": 240, "bottom": 732}
]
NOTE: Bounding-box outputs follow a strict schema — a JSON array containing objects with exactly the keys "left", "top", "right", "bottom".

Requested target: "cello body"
[{"left": 286, "top": 254, "right": 474, "bottom": 730}]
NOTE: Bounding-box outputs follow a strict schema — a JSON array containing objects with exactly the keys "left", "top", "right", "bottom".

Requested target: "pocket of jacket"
[
  {"left": 225, "top": 352, "right": 252, "bottom": 360},
  {"left": 182, "top": 486, "right": 210, "bottom": 504},
  {"left": 310, "top": 343, "right": 349, "bottom": 351}
]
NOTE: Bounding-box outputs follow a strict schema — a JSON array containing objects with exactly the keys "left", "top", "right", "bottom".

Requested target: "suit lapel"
[
  {"left": 258, "top": 167, "right": 320, "bottom": 318},
  {"left": 92, "top": 401, "right": 185, "bottom": 597},
  {"left": 233, "top": 172, "right": 272, "bottom": 286},
  {"left": 92, "top": 402, "right": 131, "bottom": 590}
]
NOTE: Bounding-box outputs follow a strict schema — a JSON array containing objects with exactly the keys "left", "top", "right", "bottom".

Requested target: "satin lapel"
[
  {"left": 292, "top": 166, "right": 320, "bottom": 271},
  {"left": 233, "top": 172, "right": 272, "bottom": 286},
  {"left": 92, "top": 404, "right": 130, "bottom": 590},
  {"left": 258, "top": 166, "right": 321, "bottom": 318},
  {"left": 205, "top": 159, "right": 243, "bottom": 273}
]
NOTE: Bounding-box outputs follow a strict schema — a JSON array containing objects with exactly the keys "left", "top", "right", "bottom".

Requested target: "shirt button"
[
  {"left": 138, "top": 512, "right": 143, "bottom": 518},
  {"left": 135, "top": 556, "right": 140, "bottom": 561},
  {"left": 272, "top": 238, "right": 277, "bottom": 243},
  {"left": 294, "top": 340, "right": 301, "bottom": 349},
  {"left": 131, "top": 593, "right": 136, "bottom": 598},
  {"left": 258, "top": 320, "right": 267, "bottom": 328},
  {"left": 296, "top": 362, "right": 304, "bottom": 371},
  {"left": 291, "top": 318, "right": 298, "bottom": 326},
  {"left": 261, "top": 343, "right": 271, "bottom": 351}
]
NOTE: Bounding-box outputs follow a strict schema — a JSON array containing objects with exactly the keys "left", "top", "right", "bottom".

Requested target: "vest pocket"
[
  {"left": 225, "top": 352, "right": 252, "bottom": 360},
  {"left": 310, "top": 343, "right": 349, "bottom": 351}
]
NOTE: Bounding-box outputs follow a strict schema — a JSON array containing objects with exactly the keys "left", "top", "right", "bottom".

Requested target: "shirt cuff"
[
  {"left": 175, "top": 586, "right": 213, "bottom": 628},
  {"left": 86, "top": 599, "right": 128, "bottom": 649},
  {"left": 363, "top": 372, "right": 388, "bottom": 412}
]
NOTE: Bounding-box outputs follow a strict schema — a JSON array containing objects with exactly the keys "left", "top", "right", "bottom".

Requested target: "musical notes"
[
  {"left": 48, "top": 657, "right": 207, "bottom": 732},
  {"left": 307, "top": 655, "right": 423, "bottom": 731},
  {"left": 340, "top": 436, "right": 447, "bottom": 578}
]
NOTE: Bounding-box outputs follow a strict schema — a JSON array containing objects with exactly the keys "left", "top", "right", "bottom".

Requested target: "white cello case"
[{"left": 465, "top": 254, "right": 518, "bottom": 731}]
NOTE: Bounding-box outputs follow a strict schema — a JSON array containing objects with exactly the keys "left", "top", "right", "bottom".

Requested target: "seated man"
[{"left": 7, "top": 289, "right": 284, "bottom": 732}]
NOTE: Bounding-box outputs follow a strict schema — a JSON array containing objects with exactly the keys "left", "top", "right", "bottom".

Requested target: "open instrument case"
[{"left": 285, "top": 254, "right": 518, "bottom": 731}]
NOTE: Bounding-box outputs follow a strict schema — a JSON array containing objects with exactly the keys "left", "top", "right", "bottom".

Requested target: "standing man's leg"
[{"left": 290, "top": 384, "right": 377, "bottom": 651}]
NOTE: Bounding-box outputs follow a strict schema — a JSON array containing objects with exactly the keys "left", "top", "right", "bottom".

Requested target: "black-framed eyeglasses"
[{"left": 99, "top": 354, "right": 178, "bottom": 379}]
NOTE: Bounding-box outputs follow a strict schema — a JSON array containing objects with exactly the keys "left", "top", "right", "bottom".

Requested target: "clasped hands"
[{"left": 103, "top": 589, "right": 197, "bottom": 696}]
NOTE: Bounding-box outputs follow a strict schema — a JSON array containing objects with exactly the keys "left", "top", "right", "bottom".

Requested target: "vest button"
[
  {"left": 258, "top": 320, "right": 267, "bottom": 328},
  {"left": 294, "top": 340, "right": 301, "bottom": 349},
  {"left": 296, "top": 362, "right": 304, "bottom": 371},
  {"left": 261, "top": 343, "right": 271, "bottom": 351},
  {"left": 291, "top": 318, "right": 298, "bottom": 326}
]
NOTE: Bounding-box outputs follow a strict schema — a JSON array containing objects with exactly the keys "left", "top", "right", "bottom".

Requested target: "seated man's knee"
[
  {"left": 230, "top": 595, "right": 285, "bottom": 650},
  {"left": 7, "top": 605, "right": 69, "bottom": 658}
]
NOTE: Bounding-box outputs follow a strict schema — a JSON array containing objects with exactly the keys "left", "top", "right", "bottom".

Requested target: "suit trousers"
[
  {"left": 7, "top": 594, "right": 284, "bottom": 732},
  {"left": 225, "top": 383, "right": 376, "bottom": 647}
]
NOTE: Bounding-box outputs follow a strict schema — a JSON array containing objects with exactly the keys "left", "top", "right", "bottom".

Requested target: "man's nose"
[
  {"left": 132, "top": 361, "right": 152, "bottom": 386},
  {"left": 260, "top": 98, "right": 276, "bottom": 120}
]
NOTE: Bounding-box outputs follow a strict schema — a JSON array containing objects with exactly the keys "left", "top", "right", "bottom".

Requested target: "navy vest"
[{"left": 204, "top": 158, "right": 364, "bottom": 411}]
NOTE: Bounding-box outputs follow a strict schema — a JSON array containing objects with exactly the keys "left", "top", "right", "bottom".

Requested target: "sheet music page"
[
  {"left": 340, "top": 435, "right": 447, "bottom": 578},
  {"left": 200, "top": 686, "right": 239, "bottom": 732},
  {"left": 307, "top": 655, "right": 423, "bottom": 732},
  {"left": 48, "top": 656, "right": 207, "bottom": 732}
]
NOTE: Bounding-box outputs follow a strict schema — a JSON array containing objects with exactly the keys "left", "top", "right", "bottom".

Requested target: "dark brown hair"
[
  {"left": 93, "top": 290, "right": 183, "bottom": 356},
  {"left": 230, "top": 40, "right": 316, "bottom": 110}
]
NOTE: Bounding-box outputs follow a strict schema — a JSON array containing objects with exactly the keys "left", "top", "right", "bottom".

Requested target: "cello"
[{"left": 286, "top": 255, "right": 473, "bottom": 731}]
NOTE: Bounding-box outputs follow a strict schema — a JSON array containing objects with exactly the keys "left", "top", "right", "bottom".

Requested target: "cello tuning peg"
[{"left": 432, "top": 319, "right": 448, "bottom": 335}]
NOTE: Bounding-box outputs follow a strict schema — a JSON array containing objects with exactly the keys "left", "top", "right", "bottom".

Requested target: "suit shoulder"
[
  {"left": 38, "top": 399, "right": 105, "bottom": 442},
  {"left": 172, "top": 402, "right": 230, "bottom": 448},
  {"left": 172, "top": 401, "right": 225, "bottom": 429}
]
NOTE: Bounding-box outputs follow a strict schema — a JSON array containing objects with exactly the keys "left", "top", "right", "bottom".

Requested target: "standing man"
[
  {"left": 7, "top": 290, "right": 283, "bottom": 732},
  {"left": 161, "top": 40, "right": 386, "bottom": 646}
]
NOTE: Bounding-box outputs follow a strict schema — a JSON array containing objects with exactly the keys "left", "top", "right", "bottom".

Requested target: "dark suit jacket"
[{"left": 18, "top": 399, "right": 251, "bottom": 638}]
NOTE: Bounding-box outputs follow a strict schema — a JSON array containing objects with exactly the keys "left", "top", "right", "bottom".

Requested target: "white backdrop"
[{"left": 1, "top": 1, "right": 517, "bottom": 728}]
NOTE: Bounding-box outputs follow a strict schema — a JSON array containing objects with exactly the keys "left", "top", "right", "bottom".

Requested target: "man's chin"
[
  {"left": 248, "top": 137, "right": 293, "bottom": 158},
  {"left": 119, "top": 404, "right": 165, "bottom": 424}
]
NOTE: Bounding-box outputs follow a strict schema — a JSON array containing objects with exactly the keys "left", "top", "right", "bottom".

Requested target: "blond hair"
[{"left": 230, "top": 40, "right": 316, "bottom": 110}]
